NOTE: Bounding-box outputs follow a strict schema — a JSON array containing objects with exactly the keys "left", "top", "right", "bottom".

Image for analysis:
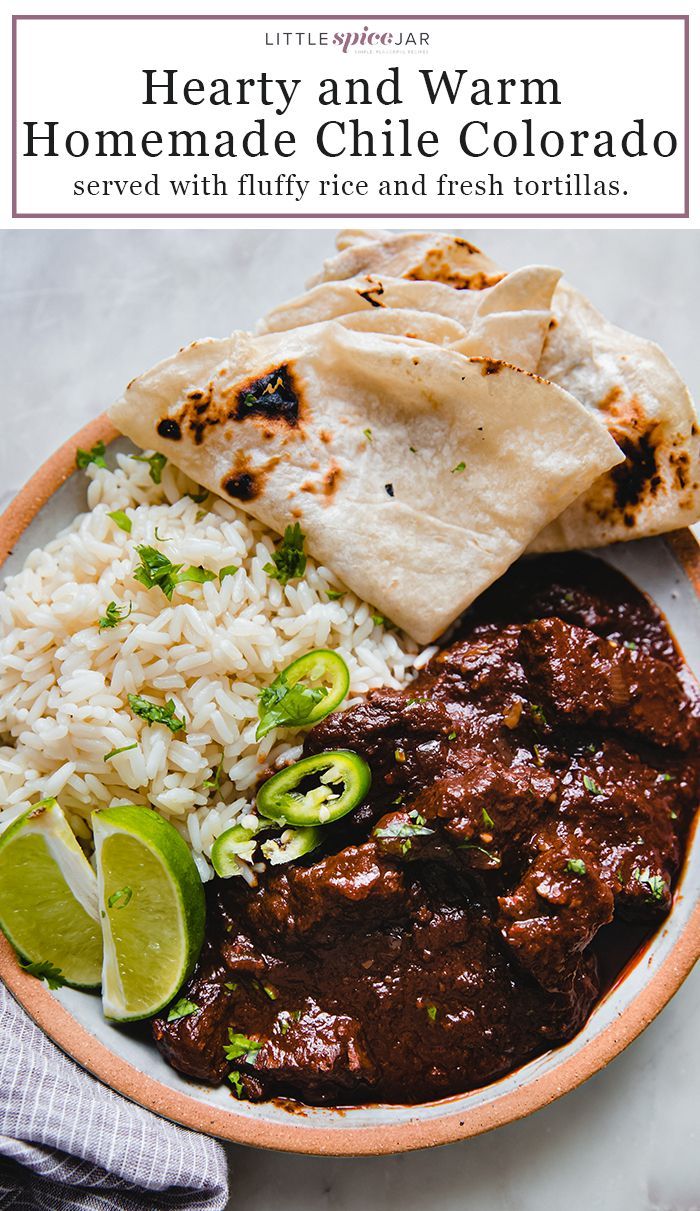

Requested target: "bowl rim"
[{"left": 0, "top": 413, "right": 698, "bottom": 1156}]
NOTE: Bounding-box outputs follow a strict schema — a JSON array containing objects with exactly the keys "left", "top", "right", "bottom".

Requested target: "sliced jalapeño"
[
  {"left": 256, "top": 750, "right": 371, "bottom": 828},
  {"left": 256, "top": 649, "right": 350, "bottom": 740}
]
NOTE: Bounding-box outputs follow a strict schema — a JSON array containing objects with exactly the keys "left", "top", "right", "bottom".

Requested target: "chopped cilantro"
[
  {"left": 98, "top": 601, "right": 132, "bottom": 631},
  {"left": 128, "top": 694, "right": 186, "bottom": 734},
  {"left": 659, "top": 773, "right": 675, "bottom": 783},
  {"left": 256, "top": 668, "right": 328, "bottom": 740},
  {"left": 20, "top": 958, "right": 66, "bottom": 989},
  {"left": 223, "top": 1029, "right": 262, "bottom": 1062},
  {"left": 225, "top": 982, "right": 238, "bottom": 992},
  {"left": 229, "top": 1071, "right": 245, "bottom": 1097},
  {"left": 529, "top": 703, "right": 547, "bottom": 728},
  {"left": 203, "top": 756, "right": 224, "bottom": 792},
  {"left": 583, "top": 774, "right": 603, "bottom": 796},
  {"left": 167, "top": 997, "right": 199, "bottom": 1022},
  {"left": 326, "top": 589, "right": 344, "bottom": 600},
  {"left": 451, "top": 461, "right": 466, "bottom": 474},
  {"left": 76, "top": 441, "right": 107, "bottom": 471},
  {"left": 363, "top": 428, "right": 373, "bottom": 441},
  {"left": 632, "top": 867, "right": 667, "bottom": 903},
  {"left": 133, "top": 544, "right": 216, "bottom": 600},
  {"left": 409, "top": 445, "right": 417, "bottom": 454},
  {"left": 130, "top": 451, "right": 167, "bottom": 484},
  {"left": 103, "top": 742, "right": 138, "bottom": 763},
  {"left": 426, "top": 1004, "right": 437, "bottom": 1022},
  {"left": 624, "top": 640, "right": 638, "bottom": 651},
  {"left": 482, "top": 808, "right": 495, "bottom": 829},
  {"left": 459, "top": 843, "right": 501, "bottom": 867},
  {"left": 372, "top": 612, "right": 387, "bottom": 627},
  {"left": 533, "top": 744, "right": 545, "bottom": 767},
  {"left": 107, "top": 886, "right": 132, "bottom": 910},
  {"left": 566, "top": 858, "right": 587, "bottom": 876},
  {"left": 447, "top": 731, "right": 457, "bottom": 741},
  {"left": 375, "top": 811, "right": 434, "bottom": 845},
  {"left": 264, "top": 523, "right": 306, "bottom": 586},
  {"left": 218, "top": 565, "right": 239, "bottom": 583},
  {"left": 107, "top": 509, "right": 132, "bottom": 534}
]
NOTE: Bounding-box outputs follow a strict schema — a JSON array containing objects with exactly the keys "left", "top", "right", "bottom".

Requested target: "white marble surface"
[{"left": 1, "top": 230, "right": 699, "bottom": 1209}]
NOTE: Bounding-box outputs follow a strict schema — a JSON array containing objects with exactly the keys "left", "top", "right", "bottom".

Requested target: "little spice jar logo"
[{"left": 264, "top": 25, "right": 431, "bottom": 53}]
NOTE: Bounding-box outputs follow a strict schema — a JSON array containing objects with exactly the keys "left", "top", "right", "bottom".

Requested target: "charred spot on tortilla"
[
  {"left": 156, "top": 418, "right": 182, "bottom": 441},
  {"left": 357, "top": 280, "right": 385, "bottom": 308},
  {"left": 223, "top": 471, "right": 259, "bottom": 501},
  {"left": 454, "top": 237, "right": 482, "bottom": 253},
  {"left": 481, "top": 359, "right": 504, "bottom": 376},
  {"left": 322, "top": 463, "right": 342, "bottom": 497},
  {"left": 385, "top": 483, "right": 395, "bottom": 497},
  {"left": 234, "top": 365, "right": 299, "bottom": 426},
  {"left": 610, "top": 427, "right": 662, "bottom": 514}
]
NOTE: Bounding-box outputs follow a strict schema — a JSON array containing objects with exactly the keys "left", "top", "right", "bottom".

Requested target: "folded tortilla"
[
  {"left": 110, "top": 322, "right": 622, "bottom": 644},
  {"left": 261, "top": 266, "right": 562, "bottom": 374},
  {"left": 321, "top": 230, "right": 700, "bottom": 548}
]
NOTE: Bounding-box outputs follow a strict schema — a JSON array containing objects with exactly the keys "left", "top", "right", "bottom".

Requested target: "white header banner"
[{"left": 13, "top": 12, "right": 689, "bottom": 221}]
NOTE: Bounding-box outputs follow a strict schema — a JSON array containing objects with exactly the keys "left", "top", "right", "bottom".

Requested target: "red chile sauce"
[{"left": 153, "top": 555, "right": 699, "bottom": 1108}]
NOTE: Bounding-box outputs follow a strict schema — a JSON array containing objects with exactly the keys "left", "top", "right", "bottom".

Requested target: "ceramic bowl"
[{"left": 1, "top": 417, "right": 698, "bottom": 1155}]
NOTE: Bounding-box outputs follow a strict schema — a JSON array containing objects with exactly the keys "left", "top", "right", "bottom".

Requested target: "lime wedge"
[
  {"left": 93, "top": 805, "right": 205, "bottom": 1021},
  {"left": 0, "top": 799, "right": 102, "bottom": 989}
]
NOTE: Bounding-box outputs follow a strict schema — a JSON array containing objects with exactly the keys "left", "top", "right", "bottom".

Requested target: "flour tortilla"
[
  {"left": 261, "top": 266, "right": 562, "bottom": 374},
  {"left": 110, "top": 322, "right": 622, "bottom": 644},
  {"left": 322, "top": 230, "right": 700, "bottom": 548},
  {"left": 309, "top": 230, "right": 505, "bottom": 291}
]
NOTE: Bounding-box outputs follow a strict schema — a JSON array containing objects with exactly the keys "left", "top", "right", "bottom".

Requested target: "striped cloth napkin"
[{"left": 0, "top": 981, "right": 229, "bottom": 1210}]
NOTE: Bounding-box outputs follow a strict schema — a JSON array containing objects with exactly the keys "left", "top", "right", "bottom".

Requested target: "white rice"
[{"left": 0, "top": 452, "right": 428, "bottom": 880}]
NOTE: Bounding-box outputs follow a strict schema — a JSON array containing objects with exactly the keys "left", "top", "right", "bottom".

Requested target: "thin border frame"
[
  {"left": 11, "top": 13, "right": 690, "bottom": 221},
  {"left": 0, "top": 413, "right": 698, "bottom": 1155}
]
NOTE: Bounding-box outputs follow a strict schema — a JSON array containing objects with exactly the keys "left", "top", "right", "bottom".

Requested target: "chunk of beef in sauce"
[{"left": 153, "top": 556, "right": 699, "bottom": 1106}]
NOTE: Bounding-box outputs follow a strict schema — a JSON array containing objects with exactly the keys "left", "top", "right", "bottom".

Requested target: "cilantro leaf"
[
  {"left": 107, "top": 509, "right": 132, "bottom": 534},
  {"left": 219, "top": 565, "right": 239, "bottom": 583},
  {"left": 256, "top": 670, "right": 327, "bottom": 740},
  {"left": 326, "top": 589, "right": 344, "bottom": 601},
  {"left": 583, "top": 774, "right": 604, "bottom": 796},
  {"left": 529, "top": 703, "right": 547, "bottom": 728},
  {"left": 133, "top": 545, "right": 216, "bottom": 600},
  {"left": 426, "top": 1004, "right": 437, "bottom": 1022},
  {"left": 203, "top": 756, "right": 224, "bottom": 792},
  {"left": 566, "top": 858, "right": 587, "bottom": 876},
  {"left": 223, "top": 1029, "right": 262, "bottom": 1063},
  {"left": 632, "top": 866, "right": 667, "bottom": 903},
  {"left": 128, "top": 694, "right": 186, "bottom": 734},
  {"left": 20, "top": 958, "right": 66, "bottom": 989},
  {"left": 482, "top": 808, "right": 495, "bottom": 829},
  {"left": 451, "top": 461, "right": 466, "bottom": 474},
  {"left": 363, "top": 428, "right": 373, "bottom": 441},
  {"left": 167, "top": 997, "right": 199, "bottom": 1022},
  {"left": 263, "top": 523, "right": 307, "bottom": 586},
  {"left": 375, "top": 811, "right": 434, "bottom": 856},
  {"left": 76, "top": 441, "right": 107, "bottom": 471},
  {"left": 103, "top": 742, "right": 138, "bottom": 763},
  {"left": 130, "top": 451, "right": 168, "bottom": 484},
  {"left": 107, "top": 886, "right": 133, "bottom": 910},
  {"left": 98, "top": 601, "right": 132, "bottom": 630},
  {"left": 229, "top": 1071, "right": 245, "bottom": 1097}
]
